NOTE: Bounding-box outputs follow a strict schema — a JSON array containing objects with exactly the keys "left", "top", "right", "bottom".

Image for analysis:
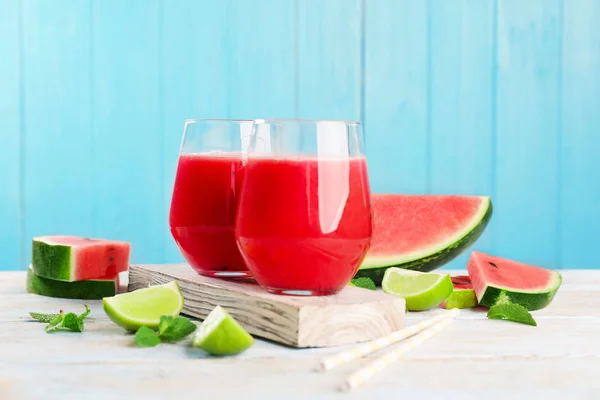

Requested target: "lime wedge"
[
  {"left": 102, "top": 281, "right": 184, "bottom": 331},
  {"left": 192, "top": 305, "right": 254, "bottom": 356},
  {"left": 382, "top": 268, "right": 453, "bottom": 311}
]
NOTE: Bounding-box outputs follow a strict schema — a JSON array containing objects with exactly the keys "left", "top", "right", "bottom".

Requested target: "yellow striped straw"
[
  {"left": 317, "top": 308, "right": 460, "bottom": 372},
  {"left": 340, "top": 309, "right": 460, "bottom": 392}
]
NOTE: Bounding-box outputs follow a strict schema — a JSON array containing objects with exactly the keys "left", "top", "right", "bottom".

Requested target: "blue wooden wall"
[{"left": 0, "top": 0, "right": 599, "bottom": 271}]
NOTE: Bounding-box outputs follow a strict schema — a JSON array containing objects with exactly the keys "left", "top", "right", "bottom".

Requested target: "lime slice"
[
  {"left": 192, "top": 305, "right": 254, "bottom": 356},
  {"left": 102, "top": 281, "right": 184, "bottom": 331},
  {"left": 382, "top": 268, "right": 453, "bottom": 311}
]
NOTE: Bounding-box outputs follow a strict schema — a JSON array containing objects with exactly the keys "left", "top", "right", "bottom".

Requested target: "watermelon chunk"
[
  {"left": 31, "top": 235, "right": 130, "bottom": 282},
  {"left": 467, "top": 251, "right": 562, "bottom": 311},
  {"left": 26, "top": 266, "right": 119, "bottom": 299},
  {"left": 354, "top": 195, "right": 493, "bottom": 285},
  {"left": 441, "top": 275, "right": 478, "bottom": 309}
]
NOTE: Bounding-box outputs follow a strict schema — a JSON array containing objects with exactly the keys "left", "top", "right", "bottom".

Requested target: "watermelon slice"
[
  {"left": 31, "top": 235, "right": 130, "bottom": 282},
  {"left": 354, "top": 195, "right": 493, "bottom": 285},
  {"left": 441, "top": 275, "right": 478, "bottom": 309},
  {"left": 26, "top": 266, "right": 119, "bottom": 299},
  {"left": 467, "top": 251, "right": 562, "bottom": 311}
]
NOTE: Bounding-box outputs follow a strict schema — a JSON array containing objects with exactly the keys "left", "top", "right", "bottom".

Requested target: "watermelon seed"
[{"left": 489, "top": 262, "right": 498, "bottom": 268}]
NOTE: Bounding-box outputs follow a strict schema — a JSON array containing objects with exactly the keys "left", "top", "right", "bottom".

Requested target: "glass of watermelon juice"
[
  {"left": 235, "top": 119, "right": 373, "bottom": 295},
  {"left": 169, "top": 119, "right": 253, "bottom": 278}
]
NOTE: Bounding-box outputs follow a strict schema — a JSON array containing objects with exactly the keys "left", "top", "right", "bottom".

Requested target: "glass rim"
[
  {"left": 254, "top": 118, "right": 362, "bottom": 126},
  {"left": 184, "top": 118, "right": 254, "bottom": 124}
]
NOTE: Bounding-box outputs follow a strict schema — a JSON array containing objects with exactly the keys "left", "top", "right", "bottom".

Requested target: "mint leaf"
[
  {"left": 159, "top": 316, "right": 197, "bottom": 342},
  {"left": 158, "top": 315, "right": 173, "bottom": 336},
  {"left": 487, "top": 303, "right": 537, "bottom": 326},
  {"left": 135, "top": 326, "right": 161, "bottom": 347},
  {"left": 78, "top": 304, "right": 91, "bottom": 320},
  {"left": 45, "top": 313, "right": 64, "bottom": 332},
  {"left": 30, "top": 311, "right": 61, "bottom": 323},
  {"left": 62, "top": 312, "right": 84, "bottom": 332},
  {"left": 349, "top": 277, "right": 376, "bottom": 290}
]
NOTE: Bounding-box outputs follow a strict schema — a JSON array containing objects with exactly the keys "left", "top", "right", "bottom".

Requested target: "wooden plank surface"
[
  {"left": 160, "top": 0, "right": 231, "bottom": 264},
  {"left": 91, "top": 0, "right": 164, "bottom": 264},
  {"left": 1, "top": 269, "right": 598, "bottom": 399},
  {"left": 560, "top": 0, "right": 600, "bottom": 269},
  {"left": 0, "top": 0, "right": 22, "bottom": 271},
  {"left": 363, "top": 0, "right": 429, "bottom": 195},
  {"left": 493, "top": 0, "right": 562, "bottom": 268},
  {"left": 128, "top": 264, "right": 405, "bottom": 348},
  {"left": 21, "top": 0, "right": 94, "bottom": 268}
]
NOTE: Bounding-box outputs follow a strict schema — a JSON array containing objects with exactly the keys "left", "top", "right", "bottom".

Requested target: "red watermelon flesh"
[
  {"left": 354, "top": 194, "right": 493, "bottom": 285},
  {"left": 451, "top": 275, "right": 473, "bottom": 289},
  {"left": 32, "top": 235, "right": 131, "bottom": 282},
  {"left": 467, "top": 251, "right": 562, "bottom": 311}
]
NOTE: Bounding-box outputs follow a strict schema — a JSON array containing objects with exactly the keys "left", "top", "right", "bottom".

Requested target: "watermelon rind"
[
  {"left": 31, "top": 237, "right": 73, "bottom": 281},
  {"left": 354, "top": 196, "right": 493, "bottom": 285},
  {"left": 474, "top": 273, "right": 562, "bottom": 311},
  {"left": 26, "top": 266, "right": 118, "bottom": 300}
]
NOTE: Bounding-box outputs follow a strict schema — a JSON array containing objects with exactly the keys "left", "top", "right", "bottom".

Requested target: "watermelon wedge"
[
  {"left": 441, "top": 275, "right": 478, "bottom": 309},
  {"left": 26, "top": 266, "right": 119, "bottom": 299},
  {"left": 31, "top": 236, "right": 130, "bottom": 282},
  {"left": 354, "top": 195, "right": 493, "bottom": 285},
  {"left": 467, "top": 251, "right": 562, "bottom": 311}
]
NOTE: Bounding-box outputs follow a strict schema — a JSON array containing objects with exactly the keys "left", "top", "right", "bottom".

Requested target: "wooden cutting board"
[{"left": 128, "top": 264, "right": 405, "bottom": 348}]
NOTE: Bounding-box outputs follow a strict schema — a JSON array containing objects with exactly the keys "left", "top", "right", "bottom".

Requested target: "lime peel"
[
  {"left": 102, "top": 281, "right": 184, "bottom": 331},
  {"left": 382, "top": 268, "right": 453, "bottom": 311},
  {"left": 192, "top": 305, "right": 254, "bottom": 356}
]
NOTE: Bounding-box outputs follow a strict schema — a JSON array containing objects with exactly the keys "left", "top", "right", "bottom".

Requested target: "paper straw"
[
  {"left": 317, "top": 308, "right": 460, "bottom": 372},
  {"left": 340, "top": 309, "right": 459, "bottom": 392}
]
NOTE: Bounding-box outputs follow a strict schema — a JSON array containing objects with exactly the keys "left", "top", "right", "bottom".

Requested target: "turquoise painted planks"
[
  {"left": 21, "top": 0, "right": 93, "bottom": 269},
  {"left": 92, "top": 0, "right": 164, "bottom": 263},
  {"left": 227, "top": 0, "right": 296, "bottom": 119},
  {"left": 161, "top": 0, "right": 231, "bottom": 263},
  {"left": 364, "top": 0, "right": 429, "bottom": 194},
  {"left": 429, "top": 0, "right": 496, "bottom": 269},
  {"left": 560, "top": 0, "right": 600, "bottom": 269},
  {"left": 0, "top": 0, "right": 22, "bottom": 270},
  {"left": 297, "top": 0, "right": 362, "bottom": 120},
  {"left": 494, "top": 0, "right": 562, "bottom": 268}
]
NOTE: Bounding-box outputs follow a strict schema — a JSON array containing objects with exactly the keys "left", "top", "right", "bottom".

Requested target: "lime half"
[
  {"left": 382, "top": 268, "right": 453, "bottom": 311},
  {"left": 192, "top": 305, "right": 254, "bottom": 356},
  {"left": 103, "top": 281, "right": 184, "bottom": 331}
]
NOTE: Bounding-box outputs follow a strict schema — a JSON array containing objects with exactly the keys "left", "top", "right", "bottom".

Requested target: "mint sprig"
[
  {"left": 30, "top": 311, "right": 61, "bottom": 323},
  {"left": 349, "top": 277, "right": 376, "bottom": 290},
  {"left": 30, "top": 305, "right": 91, "bottom": 333},
  {"left": 486, "top": 293, "right": 537, "bottom": 326},
  {"left": 134, "top": 316, "right": 197, "bottom": 347}
]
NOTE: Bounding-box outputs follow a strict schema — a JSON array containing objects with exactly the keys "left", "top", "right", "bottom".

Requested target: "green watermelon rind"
[
  {"left": 31, "top": 237, "right": 74, "bottom": 281},
  {"left": 475, "top": 272, "right": 562, "bottom": 311},
  {"left": 26, "top": 266, "right": 118, "bottom": 300},
  {"left": 354, "top": 196, "right": 493, "bottom": 286}
]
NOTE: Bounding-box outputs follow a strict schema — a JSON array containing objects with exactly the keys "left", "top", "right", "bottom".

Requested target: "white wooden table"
[{"left": 1, "top": 270, "right": 599, "bottom": 400}]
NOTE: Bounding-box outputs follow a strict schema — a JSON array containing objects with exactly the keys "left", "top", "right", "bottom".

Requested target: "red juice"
[
  {"left": 169, "top": 152, "right": 249, "bottom": 277},
  {"left": 235, "top": 155, "right": 373, "bottom": 295}
]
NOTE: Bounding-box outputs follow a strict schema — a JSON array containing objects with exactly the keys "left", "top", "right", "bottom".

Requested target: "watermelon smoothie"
[
  {"left": 235, "top": 155, "right": 373, "bottom": 295},
  {"left": 169, "top": 152, "right": 249, "bottom": 277}
]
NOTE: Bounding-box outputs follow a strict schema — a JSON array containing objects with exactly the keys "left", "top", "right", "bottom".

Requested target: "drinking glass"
[
  {"left": 235, "top": 119, "right": 373, "bottom": 295},
  {"left": 169, "top": 119, "right": 253, "bottom": 278}
]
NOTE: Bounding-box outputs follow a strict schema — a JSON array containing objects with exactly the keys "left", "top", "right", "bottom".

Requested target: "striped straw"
[
  {"left": 317, "top": 308, "right": 460, "bottom": 372},
  {"left": 340, "top": 309, "right": 459, "bottom": 392}
]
